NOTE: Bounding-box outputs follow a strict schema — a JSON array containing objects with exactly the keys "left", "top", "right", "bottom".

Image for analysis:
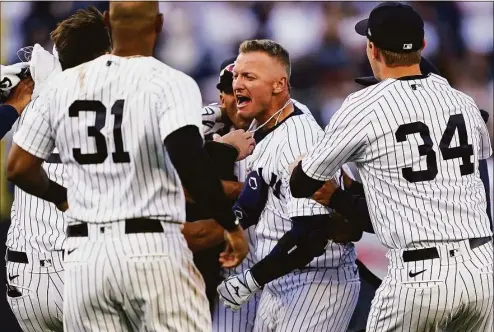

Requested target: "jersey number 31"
[
  {"left": 69, "top": 100, "right": 130, "bottom": 165},
  {"left": 395, "top": 114, "right": 474, "bottom": 183}
]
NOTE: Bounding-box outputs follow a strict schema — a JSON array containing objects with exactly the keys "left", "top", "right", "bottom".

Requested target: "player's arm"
[
  {"left": 158, "top": 75, "right": 249, "bottom": 268},
  {"left": 290, "top": 98, "right": 371, "bottom": 198},
  {"left": 182, "top": 218, "right": 225, "bottom": 252},
  {"left": 6, "top": 94, "right": 67, "bottom": 210},
  {"left": 0, "top": 78, "right": 34, "bottom": 139}
]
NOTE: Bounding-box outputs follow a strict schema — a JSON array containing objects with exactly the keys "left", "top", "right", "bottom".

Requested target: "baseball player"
[
  {"left": 4, "top": 7, "right": 112, "bottom": 332},
  {"left": 6, "top": 2, "right": 249, "bottom": 331},
  {"left": 290, "top": 3, "right": 493, "bottom": 331},
  {"left": 0, "top": 64, "right": 33, "bottom": 139},
  {"left": 219, "top": 39, "right": 360, "bottom": 332},
  {"left": 201, "top": 58, "right": 262, "bottom": 332}
]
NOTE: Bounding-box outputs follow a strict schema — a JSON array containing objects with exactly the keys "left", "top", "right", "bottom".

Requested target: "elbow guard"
[{"left": 232, "top": 170, "right": 269, "bottom": 229}]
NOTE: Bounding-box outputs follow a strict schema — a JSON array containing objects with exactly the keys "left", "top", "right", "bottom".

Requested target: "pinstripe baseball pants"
[
  {"left": 253, "top": 263, "right": 360, "bottom": 332},
  {"left": 367, "top": 239, "right": 494, "bottom": 332},
  {"left": 6, "top": 250, "right": 64, "bottom": 332},
  {"left": 63, "top": 221, "right": 211, "bottom": 332}
]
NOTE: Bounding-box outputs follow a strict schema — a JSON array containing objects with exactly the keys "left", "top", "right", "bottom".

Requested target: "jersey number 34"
[
  {"left": 69, "top": 100, "right": 130, "bottom": 165},
  {"left": 395, "top": 114, "right": 474, "bottom": 183}
]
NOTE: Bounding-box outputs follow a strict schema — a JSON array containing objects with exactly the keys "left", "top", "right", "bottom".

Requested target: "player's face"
[
  {"left": 232, "top": 52, "right": 277, "bottom": 121},
  {"left": 220, "top": 92, "right": 251, "bottom": 130}
]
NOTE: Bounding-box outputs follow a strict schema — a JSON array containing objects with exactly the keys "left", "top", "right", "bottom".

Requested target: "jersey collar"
[{"left": 253, "top": 105, "right": 304, "bottom": 143}]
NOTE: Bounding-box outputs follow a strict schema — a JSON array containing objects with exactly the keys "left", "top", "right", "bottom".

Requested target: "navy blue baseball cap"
[
  {"left": 355, "top": 2, "right": 424, "bottom": 53},
  {"left": 216, "top": 57, "right": 236, "bottom": 93},
  {"left": 354, "top": 56, "right": 439, "bottom": 86}
]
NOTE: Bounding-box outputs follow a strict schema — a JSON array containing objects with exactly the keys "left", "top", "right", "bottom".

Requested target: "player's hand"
[
  {"left": 5, "top": 78, "right": 34, "bottom": 115},
  {"left": 217, "top": 269, "right": 261, "bottom": 311},
  {"left": 311, "top": 179, "right": 339, "bottom": 206},
  {"left": 220, "top": 225, "right": 248, "bottom": 268},
  {"left": 213, "top": 129, "right": 255, "bottom": 161},
  {"left": 56, "top": 201, "right": 69, "bottom": 212}
]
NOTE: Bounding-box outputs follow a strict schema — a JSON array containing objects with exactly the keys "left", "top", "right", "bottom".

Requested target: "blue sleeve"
[
  {"left": 0, "top": 104, "right": 19, "bottom": 139},
  {"left": 479, "top": 159, "right": 492, "bottom": 226}
]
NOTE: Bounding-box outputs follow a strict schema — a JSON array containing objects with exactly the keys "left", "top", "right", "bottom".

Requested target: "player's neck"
[
  {"left": 255, "top": 97, "right": 294, "bottom": 132},
  {"left": 378, "top": 64, "right": 422, "bottom": 80},
  {"left": 111, "top": 38, "right": 154, "bottom": 57}
]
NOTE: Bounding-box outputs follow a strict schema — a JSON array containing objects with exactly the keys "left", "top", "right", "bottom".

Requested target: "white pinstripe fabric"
[
  {"left": 302, "top": 74, "right": 493, "bottom": 250},
  {"left": 63, "top": 222, "right": 211, "bottom": 332},
  {"left": 367, "top": 241, "right": 493, "bottom": 332},
  {"left": 6, "top": 251, "right": 64, "bottom": 332},
  {"left": 13, "top": 54, "right": 203, "bottom": 225},
  {"left": 12, "top": 54, "right": 209, "bottom": 331}
]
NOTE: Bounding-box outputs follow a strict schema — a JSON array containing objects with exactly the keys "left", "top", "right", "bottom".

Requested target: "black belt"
[
  {"left": 403, "top": 236, "right": 493, "bottom": 262},
  {"left": 67, "top": 218, "right": 164, "bottom": 237},
  {"left": 6, "top": 250, "right": 28, "bottom": 264}
]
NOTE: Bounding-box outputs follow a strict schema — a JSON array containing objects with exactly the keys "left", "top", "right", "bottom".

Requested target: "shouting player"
[
  {"left": 290, "top": 3, "right": 493, "bottom": 331},
  {"left": 4, "top": 7, "right": 111, "bottom": 332},
  {"left": 219, "top": 40, "right": 360, "bottom": 332},
  {"left": 7, "top": 2, "right": 248, "bottom": 331}
]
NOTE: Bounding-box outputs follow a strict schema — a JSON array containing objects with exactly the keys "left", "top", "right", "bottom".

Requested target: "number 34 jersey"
[
  {"left": 301, "top": 74, "right": 493, "bottom": 250},
  {"left": 13, "top": 54, "right": 203, "bottom": 225}
]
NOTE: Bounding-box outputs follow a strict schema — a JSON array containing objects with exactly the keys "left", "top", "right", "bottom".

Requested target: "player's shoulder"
[{"left": 144, "top": 59, "right": 199, "bottom": 91}]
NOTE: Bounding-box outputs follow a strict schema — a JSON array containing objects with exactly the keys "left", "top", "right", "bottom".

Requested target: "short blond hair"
[
  {"left": 380, "top": 49, "right": 422, "bottom": 67},
  {"left": 239, "top": 39, "right": 291, "bottom": 79}
]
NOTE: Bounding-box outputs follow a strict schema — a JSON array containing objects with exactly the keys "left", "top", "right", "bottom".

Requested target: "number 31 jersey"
[
  {"left": 13, "top": 54, "right": 203, "bottom": 225},
  {"left": 301, "top": 74, "right": 493, "bottom": 250}
]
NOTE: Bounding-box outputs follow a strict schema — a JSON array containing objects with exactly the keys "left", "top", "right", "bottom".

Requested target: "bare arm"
[
  {"left": 182, "top": 219, "right": 225, "bottom": 252},
  {"left": 7, "top": 144, "right": 68, "bottom": 211}
]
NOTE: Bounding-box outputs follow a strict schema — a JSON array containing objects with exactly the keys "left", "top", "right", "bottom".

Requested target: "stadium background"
[{"left": 0, "top": 1, "right": 492, "bottom": 331}]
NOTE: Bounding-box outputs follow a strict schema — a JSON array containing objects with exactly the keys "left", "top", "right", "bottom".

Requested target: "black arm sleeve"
[
  {"left": 164, "top": 125, "right": 238, "bottom": 231},
  {"left": 203, "top": 141, "right": 238, "bottom": 181},
  {"left": 329, "top": 188, "right": 374, "bottom": 233},
  {"left": 250, "top": 215, "right": 331, "bottom": 287},
  {"left": 347, "top": 180, "right": 365, "bottom": 196},
  {"left": 289, "top": 162, "right": 325, "bottom": 198}
]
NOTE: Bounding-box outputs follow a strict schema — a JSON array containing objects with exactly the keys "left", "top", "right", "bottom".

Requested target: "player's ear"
[
  {"left": 272, "top": 77, "right": 287, "bottom": 95},
  {"left": 103, "top": 10, "right": 110, "bottom": 30},
  {"left": 156, "top": 13, "right": 164, "bottom": 33},
  {"left": 370, "top": 42, "right": 379, "bottom": 60},
  {"left": 219, "top": 93, "right": 226, "bottom": 108}
]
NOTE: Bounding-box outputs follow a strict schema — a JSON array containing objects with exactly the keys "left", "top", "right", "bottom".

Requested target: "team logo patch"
[{"left": 403, "top": 43, "right": 413, "bottom": 50}]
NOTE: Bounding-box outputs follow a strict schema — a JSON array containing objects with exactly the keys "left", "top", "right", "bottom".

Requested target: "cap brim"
[
  {"left": 354, "top": 76, "right": 379, "bottom": 87},
  {"left": 355, "top": 19, "right": 368, "bottom": 36}
]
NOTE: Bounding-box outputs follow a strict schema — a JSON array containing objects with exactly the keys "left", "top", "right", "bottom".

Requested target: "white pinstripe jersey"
[
  {"left": 7, "top": 102, "right": 69, "bottom": 252},
  {"left": 13, "top": 54, "right": 203, "bottom": 225},
  {"left": 302, "top": 74, "right": 493, "bottom": 250},
  {"left": 201, "top": 104, "right": 258, "bottom": 278},
  {"left": 250, "top": 100, "right": 356, "bottom": 268}
]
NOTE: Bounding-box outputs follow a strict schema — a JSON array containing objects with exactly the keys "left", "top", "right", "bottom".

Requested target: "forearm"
[
  {"left": 165, "top": 125, "right": 238, "bottom": 232},
  {"left": 290, "top": 162, "right": 325, "bottom": 198},
  {"left": 7, "top": 164, "right": 67, "bottom": 205},
  {"left": 182, "top": 219, "right": 225, "bottom": 252},
  {"left": 222, "top": 181, "right": 243, "bottom": 200},
  {"left": 0, "top": 104, "right": 19, "bottom": 139},
  {"left": 329, "top": 188, "right": 374, "bottom": 233},
  {"left": 250, "top": 215, "right": 330, "bottom": 287}
]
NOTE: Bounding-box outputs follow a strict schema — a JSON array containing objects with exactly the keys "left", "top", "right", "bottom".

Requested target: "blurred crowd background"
[{"left": 1, "top": 1, "right": 493, "bottom": 277}]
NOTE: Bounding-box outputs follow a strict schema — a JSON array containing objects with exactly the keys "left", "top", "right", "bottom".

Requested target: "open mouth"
[{"left": 236, "top": 95, "right": 252, "bottom": 108}]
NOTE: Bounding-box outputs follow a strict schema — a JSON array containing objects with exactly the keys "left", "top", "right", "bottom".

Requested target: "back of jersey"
[
  {"left": 44, "top": 54, "right": 202, "bottom": 224},
  {"left": 359, "top": 74, "right": 492, "bottom": 248}
]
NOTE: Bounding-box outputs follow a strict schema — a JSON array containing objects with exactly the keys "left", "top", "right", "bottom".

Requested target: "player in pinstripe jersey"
[
  {"left": 290, "top": 3, "right": 493, "bottom": 331},
  {"left": 4, "top": 8, "right": 112, "bottom": 332},
  {"left": 6, "top": 2, "right": 249, "bottom": 331},
  {"left": 218, "top": 40, "right": 360, "bottom": 332},
  {"left": 199, "top": 58, "right": 262, "bottom": 332}
]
